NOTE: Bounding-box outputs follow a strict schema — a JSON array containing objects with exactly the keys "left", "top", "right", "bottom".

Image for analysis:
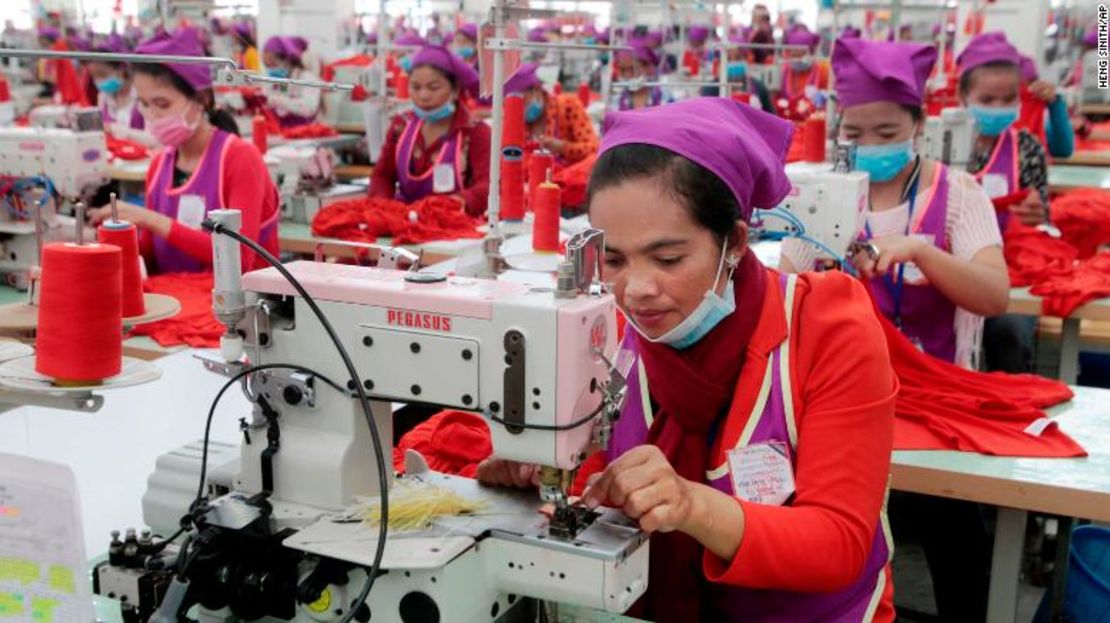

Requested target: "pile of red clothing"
[
  {"left": 280, "top": 123, "right": 339, "bottom": 139},
  {"left": 392, "top": 410, "right": 492, "bottom": 477},
  {"left": 552, "top": 153, "right": 596, "bottom": 211},
  {"left": 129, "top": 273, "right": 224, "bottom": 348},
  {"left": 105, "top": 134, "right": 149, "bottom": 161},
  {"left": 311, "top": 195, "right": 483, "bottom": 245},
  {"left": 1050, "top": 189, "right": 1110, "bottom": 259}
]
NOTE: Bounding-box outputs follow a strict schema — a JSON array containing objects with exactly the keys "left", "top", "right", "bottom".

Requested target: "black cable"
[
  {"left": 485, "top": 399, "right": 607, "bottom": 432},
  {"left": 201, "top": 219, "right": 388, "bottom": 623}
]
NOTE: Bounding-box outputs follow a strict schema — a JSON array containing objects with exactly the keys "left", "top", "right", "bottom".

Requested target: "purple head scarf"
[
  {"left": 1018, "top": 55, "right": 1038, "bottom": 82},
  {"left": 457, "top": 23, "right": 478, "bottom": 43},
  {"left": 136, "top": 28, "right": 212, "bottom": 91},
  {"left": 784, "top": 25, "right": 820, "bottom": 51},
  {"left": 95, "top": 33, "right": 128, "bottom": 54},
  {"left": 832, "top": 38, "right": 937, "bottom": 109},
  {"left": 688, "top": 26, "right": 710, "bottom": 45},
  {"left": 956, "top": 31, "right": 1021, "bottom": 77},
  {"left": 409, "top": 45, "right": 479, "bottom": 90},
  {"left": 504, "top": 63, "right": 543, "bottom": 95}
]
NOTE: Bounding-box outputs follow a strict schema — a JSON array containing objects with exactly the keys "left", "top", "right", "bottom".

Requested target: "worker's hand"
[
  {"left": 1012, "top": 190, "right": 1048, "bottom": 226},
  {"left": 87, "top": 201, "right": 152, "bottom": 228},
  {"left": 475, "top": 458, "right": 539, "bottom": 489},
  {"left": 1028, "top": 79, "right": 1058, "bottom": 104},
  {"left": 581, "top": 445, "right": 694, "bottom": 534},
  {"left": 849, "top": 235, "right": 925, "bottom": 279},
  {"left": 538, "top": 136, "right": 565, "bottom": 155}
]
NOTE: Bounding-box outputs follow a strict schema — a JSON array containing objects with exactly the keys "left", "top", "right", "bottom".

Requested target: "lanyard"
[{"left": 865, "top": 157, "right": 922, "bottom": 329}]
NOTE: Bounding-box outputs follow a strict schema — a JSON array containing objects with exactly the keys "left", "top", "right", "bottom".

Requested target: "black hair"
[
  {"left": 134, "top": 63, "right": 240, "bottom": 135},
  {"left": 900, "top": 103, "right": 924, "bottom": 122},
  {"left": 587, "top": 144, "right": 739, "bottom": 245},
  {"left": 958, "top": 60, "right": 1020, "bottom": 95}
]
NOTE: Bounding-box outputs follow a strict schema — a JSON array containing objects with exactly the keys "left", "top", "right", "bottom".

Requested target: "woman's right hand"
[{"left": 475, "top": 458, "right": 539, "bottom": 489}]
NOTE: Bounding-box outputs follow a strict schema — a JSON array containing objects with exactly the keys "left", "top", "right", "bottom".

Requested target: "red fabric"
[
  {"left": 1051, "top": 189, "right": 1110, "bottom": 258},
  {"left": 392, "top": 410, "right": 491, "bottom": 477},
  {"left": 129, "top": 273, "right": 223, "bottom": 348},
  {"left": 1016, "top": 86, "right": 1048, "bottom": 150},
  {"left": 991, "top": 189, "right": 1031, "bottom": 215},
  {"left": 310, "top": 195, "right": 483, "bottom": 245},
  {"left": 880, "top": 300, "right": 1083, "bottom": 457},
  {"left": 280, "top": 123, "right": 339, "bottom": 139},
  {"left": 321, "top": 54, "right": 373, "bottom": 82},
  {"left": 1004, "top": 224, "right": 1079, "bottom": 287},
  {"left": 145, "top": 136, "right": 280, "bottom": 273},
  {"left": 550, "top": 152, "right": 594, "bottom": 210},
  {"left": 49, "top": 41, "right": 88, "bottom": 106},
  {"left": 106, "top": 134, "right": 150, "bottom": 161},
  {"left": 1029, "top": 252, "right": 1110, "bottom": 317}
]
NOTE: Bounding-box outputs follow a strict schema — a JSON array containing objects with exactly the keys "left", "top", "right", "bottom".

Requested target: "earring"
[{"left": 726, "top": 253, "right": 740, "bottom": 268}]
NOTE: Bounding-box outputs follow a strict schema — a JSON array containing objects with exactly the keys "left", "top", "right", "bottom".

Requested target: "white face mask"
[{"left": 631, "top": 238, "right": 740, "bottom": 350}]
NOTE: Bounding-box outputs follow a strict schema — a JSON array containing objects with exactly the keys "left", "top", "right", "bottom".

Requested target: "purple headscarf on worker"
[
  {"left": 95, "top": 33, "right": 128, "bottom": 54},
  {"left": 69, "top": 36, "right": 92, "bottom": 51},
  {"left": 618, "top": 39, "right": 660, "bottom": 67},
  {"left": 503, "top": 62, "right": 543, "bottom": 95},
  {"left": 832, "top": 38, "right": 937, "bottom": 109},
  {"left": 394, "top": 33, "right": 427, "bottom": 46},
  {"left": 135, "top": 28, "right": 212, "bottom": 91},
  {"left": 527, "top": 27, "right": 547, "bottom": 43},
  {"left": 956, "top": 31, "right": 1021, "bottom": 76},
  {"left": 1018, "top": 54, "right": 1038, "bottom": 82},
  {"left": 1083, "top": 30, "right": 1099, "bottom": 47},
  {"left": 457, "top": 23, "right": 478, "bottom": 43},
  {"left": 410, "top": 45, "right": 479, "bottom": 92},
  {"left": 688, "top": 26, "right": 710, "bottom": 46},
  {"left": 598, "top": 97, "right": 794, "bottom": 221},
  {"left": 784, "top": 25, "right": 820, "bottom": 51},
  {"left": 231, "top": 22, "right": 254, "bottom": 45},
  {"left": 840, "top": 25, "right": 862, "bottom": 40},
  {"left": 37, "top": 26, "right": 60, "bottom": 42},
  {"left": 264, "top": 36, "right": 308, "bottom": 62}
]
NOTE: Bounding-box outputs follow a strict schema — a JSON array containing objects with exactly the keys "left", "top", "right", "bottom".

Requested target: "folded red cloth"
[
  {"left": 106, "top": 134, "right": 150, "bottom": 161},
  {"left": 129, "top": 273, "right": 223, "bottom": 348},
  {"left": 311, "top": 195, "right": 483, "bottom": 245}
]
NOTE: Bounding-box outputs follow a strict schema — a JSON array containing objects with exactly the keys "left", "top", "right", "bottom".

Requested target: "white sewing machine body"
[
  {"left": 922, "top": 107, "right": 977, "bottom": 168},
  {"left": 267, "top": 145, "right": 364, "bottom": 223},
  {"left": 0, "top": 126, "right": 108, "bottom": 198}
]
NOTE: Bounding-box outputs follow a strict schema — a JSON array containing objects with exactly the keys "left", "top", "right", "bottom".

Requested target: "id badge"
[
  {"left": 433, "top": 164, "right": 456, "bottom": 194},
  {"left": 727, "top": 441, "right": 795, "bottom": 506},
  {"left": 177, "top": 195, "right": 206, "bottom": 229},
  {"left": 981, "top": 173, "right": 1009, "bottom": 199}
]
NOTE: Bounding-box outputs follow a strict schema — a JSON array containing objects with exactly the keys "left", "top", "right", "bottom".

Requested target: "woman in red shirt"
[
  {"left": 369, "top": 46, "right": 491, "bottom": 216},
  {"left": 479, "top": 98, "right": 897, "bottom": 622},
  {"left": 503, "top": 63, "right": 599, "bottom": 165}
]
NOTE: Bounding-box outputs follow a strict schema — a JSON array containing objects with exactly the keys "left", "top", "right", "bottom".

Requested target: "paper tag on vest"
[
  {"left": 981, "top": 173, "right": 1009, "bottom": 199},
  {"left": 433, "top": 163, "right": 456, "bottom": 194},
  {"left": 727, "top": 441, "right": 795, "bottom": 506},
  {"left": 177, "top": 195, "right": 206, "bottom": 229}
]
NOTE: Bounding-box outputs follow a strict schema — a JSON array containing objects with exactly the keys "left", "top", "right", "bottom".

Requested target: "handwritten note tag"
[
  {"left": 727, "top": 441, "right": 795, "bottom": 506},
  {"left": 981, "top": 173, "right": 1009, "bottom": 199}
]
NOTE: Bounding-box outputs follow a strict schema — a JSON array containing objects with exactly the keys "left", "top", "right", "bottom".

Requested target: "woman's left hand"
[{"left": 581, "top": 445, "right": 695, "bottom": 534}]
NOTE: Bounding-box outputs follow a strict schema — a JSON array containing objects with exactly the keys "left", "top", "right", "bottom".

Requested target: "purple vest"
[
  {"left": 147, "top": 129, "right": 277, "bottom": 273},
  {"left": 394, "top": 116, "right": 464, "bottom": 203},
  {"left": 608, "top": 273, "right": 892, "bottom": 622},
  {"left": 618, "top": 86, "right": 664, "bottom": 111},
  {"left": 973, "top": 128, "right": 1019, "bottom": 232},
  {"left": 862, "top": 164, "right": 958, "bottom": 363}
]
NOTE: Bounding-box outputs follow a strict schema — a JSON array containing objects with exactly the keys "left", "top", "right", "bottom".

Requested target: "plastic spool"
[
  {"left": 98, "top": 221, "right": 146, "bottom": 317},
  {"left": 251, "top": 115, "right": 268, "bottom": 155},
  {"left": 35, "top": 242, "right": 122, "bottom": 384},
  {"left": 532, "top": 171, "right": 560, "bottom": 253},
  {"left": 500, "top": 157, "right": 526, "bottom": 221},
  {"left": 528, "top": 150, "right": 554, "bottom": 210},
  {"left": 804, "top": 114, "right": 827, "bottom": 163},
  {"left": 502, "top": 94, "right": 525, "bottom": 148},
  {"left": 396, "top": 73, "right": 409, "bottom": 99}
]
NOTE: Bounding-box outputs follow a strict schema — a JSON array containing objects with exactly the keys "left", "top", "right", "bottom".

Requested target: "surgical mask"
[
  {"left": 266, "top": 66, "right": 290, "bottom": 78},
  {"left": 726, "top": 61, "right": 747, "bottom": 81},
  {"left": 790, "top": 60, "right": 812, "bottom": 73},
  {"left": 456, "top": 46, "right": 475, "bottom": 59},
  {"left": 969, "top": 104, "right": 1019, "bottom": 137},
  {"left": 400, "top": 55, "right": 413, "bottom": 73},
  {"left": 148, "top": 104, "right": 200, "bottom": 148},
  {"left": 632, "top": 239, "right": 739, "bottom": 350},
  {"left": 413, "top": 100, "right": 455, "bottom": 123},
  {"left": 525, "top": 98, "right": 544, "bottom": 123},
  {"left": 855, "top": 139, "right": 915, "bottom": 183},
  {"left": 95, "top": 76, "right": 123, "bottom": 94},
  {"left": 584, "top": 36, "right": 596, "bottom": 45}
]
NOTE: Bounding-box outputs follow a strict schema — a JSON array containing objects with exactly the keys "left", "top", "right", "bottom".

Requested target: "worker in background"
[
  {"left": 87, "top": 34, "right": 156, "bottom": 146},
  {"left": 261, "top": 36, "right": 321, "bottom": 128},
  {"left": 504, "top": 63, "right": 598, "bottom": 165},
  {"left": 368, "top": 46, "right": 490, "bottom": 216},
  {"left": 1018, "top": 54, "right": 1075, "bottom": 159},
  {"left": 87, "top": 28, "right": 279, "bottom": 274},
  {"left": 35, "top": 26, "right": 63, "bottom": 99},
  {"left": 395, "top": 33, "right": 427, "bottom": 74},
  {"left": 480, "top": 97, "right": 897, "bottom": 623},
  {"left": 682, "top": 26, "right": 710, "bottom": 76},
  {"left": 959, "top": 31, "right": 1050, "bottom": 375},
  {"left": 231, "top": 22, "right": 260, "bottom": 71},
  {"left": 720, "top": 32, "right": 775, "bottom": 113},
  {"left": 453, "top": 23, "right": 479, "bottom": 69},
  {"left": 782, "top": 41, "right": 1009, "bottom": 620},
  {"left": 614, "top": 41, "right": 669, "bottom": 111},
  {"left": 779, "top": 24, "right": 827, "bottom": 103},
  {"left": 748, "top": 4, "right": 775, "bottom": 64}
]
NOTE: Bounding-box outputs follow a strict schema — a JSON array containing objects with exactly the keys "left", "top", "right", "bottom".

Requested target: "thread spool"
[
  {"left": 503, "top": 94, "right": 525, "bottom": 148},
  {"left": 576, "top": 82, "right": 590, "bottom": 109},
  {"left": 396, "top": 73, "right": 409, "bottom": 99},
  {"left": 803, "top": 114, "right": 827, "bottom": 163},
  {"left": 35, "top": 242, "right": 122, "bottom": 384},
  {"left": 532, "top": 171, "right": 560, "bottom": 253},
  {"left": 500, "top": 156, "right": 526, "bottom": 221},
  {"left": 251, "top": 115, "right": 268, "bottom": 155},
  {"left": 528, "top": 150, "right": 554, "bottom": 210},
  {"left": 97, "top": 221, "right": 145, "bottom": 317}
]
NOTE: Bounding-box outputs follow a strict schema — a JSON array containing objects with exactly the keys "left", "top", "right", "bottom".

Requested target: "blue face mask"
[
  {"left": 726, "top": 61, "right": 747, "bottom": 81},
  {"left": 584, "top": 36, "right": 596, "bottom": 45},
  {"left": 969, "top": 104, "right": 1019, "bottom": 137},
  {"left": 525, "top": 98, "right": 544, "bottom": 123},
  {"left": 633, "top": 239, "right": 738, "bottom": 350},
  {"left": 855, "top": 140, "right": 915, "bottom": 183},
  {"left": 400, "top": 55, "right": 413, "bottom": 73},
  {"left": 95, "top": 76, "right": 123, "bottom": 94},
  {"left": 413, "top": 101, "right": 455, "bottom": 123},
  {"left": 790, "top": 60, "right": 812, "bottom": 73},
  {"left": 456, "top": 46, "right": 475, "bottom": 59},
  {"left": 267, "top": 67, "right": 290, "bottom": 78}
]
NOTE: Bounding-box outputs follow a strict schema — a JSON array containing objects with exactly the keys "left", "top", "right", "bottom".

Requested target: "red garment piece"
[
  {"left": 878, "top": 300, "right": 1083, "bottom": 457},
  {"left": 1016, "top": 85, "right": 1048, "bottom": 151},
  {"left": 1030, "top": 252, "right": 1110, "bottom": 317},
  {"left": 392, "top": 410, "right": 492, "bottom": 478},
  {"left": 1051, "top": 189, "right": 1110, "bottom": 259},
  {"left": 1004, "top": 224, "right": 1079, "bottom": 287},
  {"left": 49, "top": 41, "right": 88, "bottom": 106},
  {"left": 281, "top": 123, "right": 339, "bottom": 139},
  {"left": 321, "top": 54, "right": 373, "bottom": 82},
  {"left": 311, "top": 195, "right": 483, "bottom": 245},
  {"left": 129, "top": 273, "right": 223, "bottom": 348},
  {"left": 106, "top": 134, "right": 150, "bottom": 161},
  {"left": 551, "top": 152, "right": 594, "bottom": 210}
]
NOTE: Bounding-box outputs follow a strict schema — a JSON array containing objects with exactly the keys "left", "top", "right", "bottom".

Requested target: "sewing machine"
[
  {"left": 754, "top": 161, "right": 870, "bottom": 262},
  {"left": 0, "top": 126, "right": 107, "bottom": 288},
  {"left": 28, "top": 104, "right": 105, "bottom": 132},
  {"left": 322, "top": 64, "right": 383, "bottom": 128},
  {"left": 268, "top": 144, "right": 366, "bottom": 223},
  {"left": 921, "top": 107, "right": 976, "bottom": 168},
  {"left": 93, "top": 216, "right": 648, "bottom": 622},
  {"left": 746, "top": 61, "right": 782, "bottom": 92}
]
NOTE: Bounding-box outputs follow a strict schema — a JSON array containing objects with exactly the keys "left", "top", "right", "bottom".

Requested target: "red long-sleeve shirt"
[
  {"left": 141, "top": 135, "right": 280, "bottom": 273},
  {"left": 369, "top": 105, "right": 491, "bottom": 217}
]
